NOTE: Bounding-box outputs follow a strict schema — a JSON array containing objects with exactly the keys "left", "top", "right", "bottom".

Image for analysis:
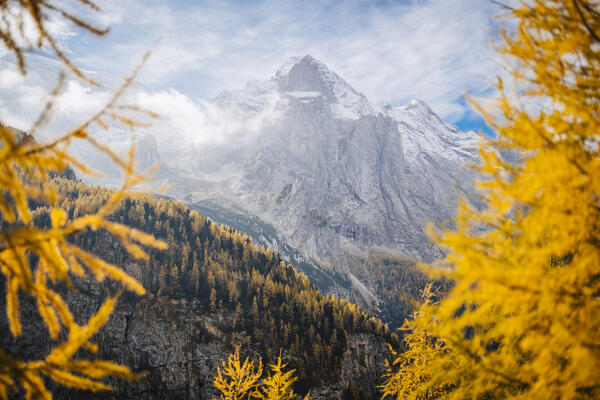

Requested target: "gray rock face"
[{"left": 170, "top": 56, "right": 481, "bottom": 308}]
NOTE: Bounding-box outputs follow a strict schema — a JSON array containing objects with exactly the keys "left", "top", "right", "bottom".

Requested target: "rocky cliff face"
[
  {"left": 61, "top": 55, "right": 480, "bottom": 316},
  {"left": 174, "top": 56, "right": 481, "bottom": 311}
]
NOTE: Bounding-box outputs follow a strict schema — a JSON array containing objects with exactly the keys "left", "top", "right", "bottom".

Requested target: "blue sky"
[{"left": 4, "top": 0, "right": 503, "bottom": 135}]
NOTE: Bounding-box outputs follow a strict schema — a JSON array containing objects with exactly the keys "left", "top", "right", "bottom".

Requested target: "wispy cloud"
[
  {"left": 1, "top": 0, "right": 503, "bottom": 135},
  {"left": 67, "top": 0, "right": 501, "bottom": 123}
]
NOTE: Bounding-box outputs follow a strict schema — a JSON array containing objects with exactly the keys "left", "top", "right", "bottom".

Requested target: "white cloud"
[
  {"left": 55, "top": 80, "right": 111, "bottom": 116},
  {"left": 136, "top": 89, "right": 205, "bottom": 141},
  {"left": 0, "top": 106, "right": 30, "bottom": 130},
  {"left": 136, "top": 88, "right": 286, "bottom": 151},
  {"left": 17, "top": 84, "right": 47, "bottom": 110},
  {"left": 74, "top": 0, "right": 500, "bottom": 123},
  {"left": 0, "top": 61, "right": 113, "bottom": 138},
  {"left": 4, "top": 0, "right": 503, "bottom": 131},
  {"left": 0, "top": 67, "right": 24, "bottom": 89}
]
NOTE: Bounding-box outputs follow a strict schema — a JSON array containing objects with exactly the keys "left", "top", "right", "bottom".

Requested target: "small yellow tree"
[
  {"left": 214, "top": 351, "right": 310, "bottom": 400},
  {"left": 213, "top": 348, "right": 263, "bottom": 400},
  {"left": 254, "top": 356, "right": 300, "bottom": 400},
  {"left": 383, "top": 0, "right": 600, "bottom": 399},
  {"left": 0, "top": 1, "right": 166, "bottom": 399}
]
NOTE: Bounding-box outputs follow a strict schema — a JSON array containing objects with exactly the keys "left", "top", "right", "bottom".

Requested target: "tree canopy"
[{"left": 383, "top": 0, "right": 600, "bottom": 398}]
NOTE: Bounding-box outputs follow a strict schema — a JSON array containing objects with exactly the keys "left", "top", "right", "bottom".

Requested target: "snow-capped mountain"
[
  {"left": 172, "top": 55, "right": 482, "bottom": 306},
  {"left": 0, "top": 53, "right": 482, "bottom": 313}
]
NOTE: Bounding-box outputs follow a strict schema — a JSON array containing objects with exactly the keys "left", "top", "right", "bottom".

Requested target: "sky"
[{"left": 1, "top": 0, "right": 504, "bottom": 135}]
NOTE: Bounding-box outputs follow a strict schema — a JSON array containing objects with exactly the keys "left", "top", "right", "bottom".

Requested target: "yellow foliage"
[
  {"left": 382, "top": 285, "right": 453, "bottom": 400},
  {"left": 0, "top": 2, "right": 164, "bottom": 398},
  {"left": 214, "top": 348, "right": 263, "bottom": 400},
  {"left": 213, "top": 351, "right": 310, "bottom": 400},
  {"left": 384, "top": 1, "right": 600, "bottom": 399},
  {"left": 254, "top": 356, "right": 301, "bottom": 400}
]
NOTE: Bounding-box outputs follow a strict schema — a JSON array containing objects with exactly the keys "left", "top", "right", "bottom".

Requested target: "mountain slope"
[
  {"left": 1, "top": 175, "right": 396, "bottom": 399},
  {"left": 170, "top": 56, "right": 480, "bottom": 316}
]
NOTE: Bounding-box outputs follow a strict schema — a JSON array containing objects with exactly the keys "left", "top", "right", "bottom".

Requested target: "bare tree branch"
[
  {"left": 573, "top": 0, "right": 600, "bottom": 43},
  {"left": 491, "top": 0, "right": 516, "bottom": 11}
]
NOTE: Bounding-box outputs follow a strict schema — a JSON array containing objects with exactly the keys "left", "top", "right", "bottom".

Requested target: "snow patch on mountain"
[
  {"left": 382, "top": 99, "right": 480, "bottom": 163},
  {"left": 286, "top": 91, "right": 321, "bottom": 98}
]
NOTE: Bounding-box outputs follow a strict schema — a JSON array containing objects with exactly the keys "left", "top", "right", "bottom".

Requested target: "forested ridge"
[{"left": 3, "top": 173, "right": 398, "bottom": 395}]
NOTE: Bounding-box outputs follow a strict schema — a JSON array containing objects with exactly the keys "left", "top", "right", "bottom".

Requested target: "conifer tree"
[
  {"left": 214, "top": 348, "right": 263, "bottom": 400},
  {"left": 382, "top": 285, "right": 452, "bottom": 400},
  {"left": 384, "top": 1, "right": 600, "bottom": 399},
  {"left": 254, "top": 356, "right": 310, "bottom": 400},
  {"left": 190, "top": 259, "right": 200, "bottom": 295},
  {"left": 158, "top": 264, "right": 169, "bottom": 292},
  {"left": 210, "top": 288, "right": 218, "bottom": 312},
  {"left": 214, "top": 351, "right": 310, "bottom": 400}
]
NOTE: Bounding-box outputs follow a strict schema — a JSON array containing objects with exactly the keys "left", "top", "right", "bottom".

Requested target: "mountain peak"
[
  {"left": 272, "top": 55, "right": 375, "bottom": 119},
  {"left": 212, "top": 55, "right": 372, "bottom": 118},
  {"left": 401, "top": 99, "right": 435, "bottom": 114},
  {"left": 275, "top": 55, "right": 321, "bottom": 79},
  {"left": 388, "top": 99, "right": 444, "bottom": 125},
  {"left": 274, "top": 55, "right": 349, "bottom": 96}
]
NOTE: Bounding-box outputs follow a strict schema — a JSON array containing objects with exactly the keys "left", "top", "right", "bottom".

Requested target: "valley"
[{"left": 2, "top": 1, "right": 596, "bottom": 399}]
